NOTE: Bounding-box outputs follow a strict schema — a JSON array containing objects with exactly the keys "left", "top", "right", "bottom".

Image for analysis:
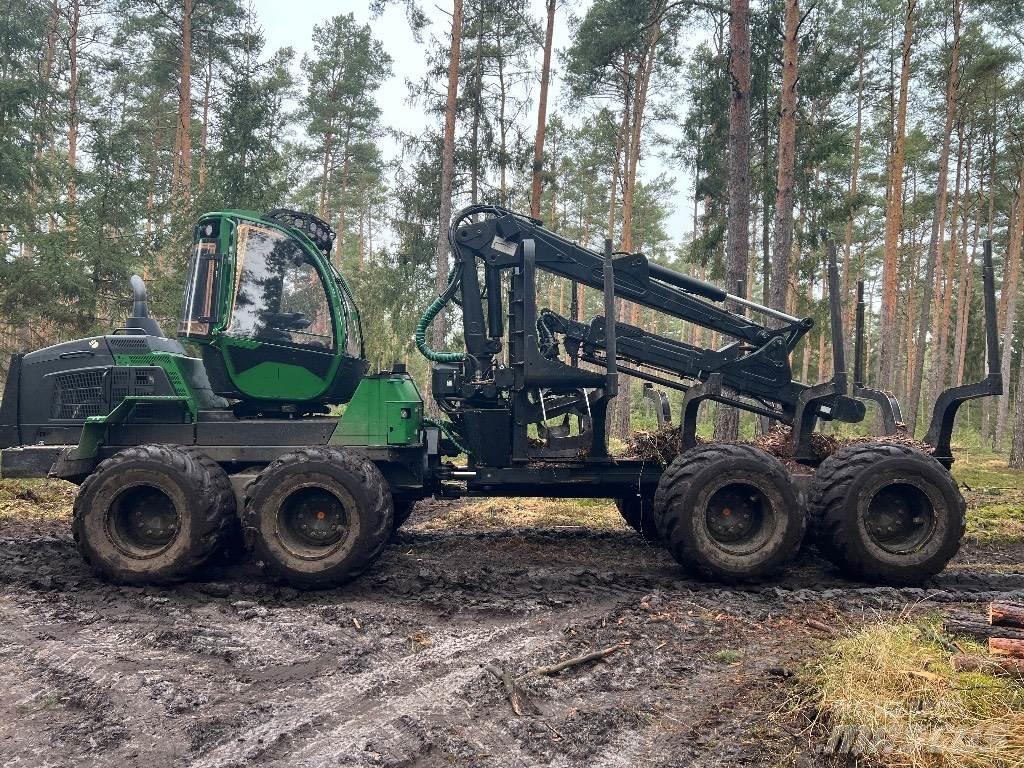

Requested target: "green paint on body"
[
  {"left": 112, "top": 352, "right": 201, "bottom": 419},
  {"left": 231, "top": 359, "right": 329, "bottom": 401},
  {"left": 331, "top": 374, "right": 423, "bottom": 447}
]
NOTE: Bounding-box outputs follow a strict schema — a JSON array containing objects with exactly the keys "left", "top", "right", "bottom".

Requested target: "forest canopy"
[{"left": 1, "top": 0, "right": 1023, "bottom": 460}]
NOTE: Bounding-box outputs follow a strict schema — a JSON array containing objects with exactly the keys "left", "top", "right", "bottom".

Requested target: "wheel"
[
  {"left": 806, "top": 442, "right": 965, "bottom": 585},
  {"left": 181, "top": 446, "right": 243, "bottom": 561},
  {"left": 72, "top": 444, "right": 236, "bottom": 584},
  {"left": 653, "top": 443, "right": 805, "bottom": 582},
  {"left": 616, "top": 495, "right": 660, "bottom": 543},
  {"left": 392, "top": 496, "right": 417, "bottom": 531},
  {"left": 243, "top": 447, "right": 392, "bottom": 588}
]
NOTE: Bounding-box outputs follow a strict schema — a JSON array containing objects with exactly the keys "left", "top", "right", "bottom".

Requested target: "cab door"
[{"left": 220, "top": 222, "right": 339, "bottom": 403}]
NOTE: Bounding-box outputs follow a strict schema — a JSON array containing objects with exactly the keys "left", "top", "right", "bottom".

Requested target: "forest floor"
[{"left": 0, "top": 459, "right": 1021, "bottom": 768}]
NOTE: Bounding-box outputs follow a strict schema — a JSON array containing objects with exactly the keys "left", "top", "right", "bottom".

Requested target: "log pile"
[{"left": 943, "top": 601, "right": 1024, "bottom": 678}]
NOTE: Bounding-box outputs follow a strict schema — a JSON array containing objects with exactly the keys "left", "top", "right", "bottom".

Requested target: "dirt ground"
[{"left": 0, "top": 492, "right": 1022, "bottom": 768}]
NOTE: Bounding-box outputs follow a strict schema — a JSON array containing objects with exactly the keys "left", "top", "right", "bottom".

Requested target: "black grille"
[
  {"left": 108, "top": 336, "right": 149, "bottom": 352},
  {"left": 52, "top": 370, "right": 107, "bottom": 419},
  {"left": 111, "top": 367, "right": 131, "bottom": 404}
]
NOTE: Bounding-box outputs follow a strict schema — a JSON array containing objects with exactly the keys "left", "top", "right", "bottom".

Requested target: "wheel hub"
[
  {"left": 705, "top": 484, "right": 764, "bottom": 544},
  {"left": 865, "top": 482, "right": 934, "bottom": 553},
  {"left": 108, "top": 485, "right": 179, "bottom": 555},
  {"left": 279, "top": 487, "right": 348, "bottom": 550}
]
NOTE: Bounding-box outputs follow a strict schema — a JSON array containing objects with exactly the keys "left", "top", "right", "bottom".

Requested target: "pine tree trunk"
[
  {"left": 173, "top": 0, "right": 194, "bottom": 204},
  {"left": 470, "top": 4, "right": 483, "bottom": 205},
  {"left": 198, "top": 48, "right": 212, "bottom": 191},
  {"left": 1010, "top": 323, "right": 1024, "bottom": 467},
  {"left": 530, "top": 0, "right": 556, "bottom": 219},
  {"left": 615, "top": 18, "right": 661, "bottom": 440},
  {"left": 67, "top": 0, "right": 81, "bottom": 218},
  {"left": 842, "top": 36, "right": 865, "bottom": 352},
  {"left": 995, "top": 168, "right": 1024, "bottom": 450},
  {"left": 318, "top": 132, "right": 333, "bottom": 220},
  {"left": 432, "top": 0, "right": 464, "bottom": 351},
  {"left": 908, "top": 0, "right": 959, "bottom": 433},
  {"left": 954, "top": 184, "right": 981, "bottom": 387},
  {"left": 927, "top": 127, "right": 963, "bottom": 410},
  {"left": 877, "top": 0, "right": 917, "bottom": 392},
  {"left": 768, "top": 0, "right": 799, "bottom": 319},
  {"left": 715, "top": 0, "right": 751, "bottom": 441}
]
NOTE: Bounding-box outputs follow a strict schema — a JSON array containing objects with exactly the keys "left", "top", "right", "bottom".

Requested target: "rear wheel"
[
  {"left": 806, "top": 443, "right": 965, "bottom": 585},
  {"left": 653, "top": 443, "right": 805, "bottom": 582},
  {"left": 243, "top": 447, "right": 392, "bottom": 588},
  {"left": 73, "top": 444, "right": 234, "bottom": 583},
  {"left": 616, "top": 495, "right": 659, "bottom": 543}
]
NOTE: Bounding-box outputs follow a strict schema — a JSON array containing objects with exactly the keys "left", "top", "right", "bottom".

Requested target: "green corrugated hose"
[
  {"left": 425, "top": 417, "right": 471, "bottom": 456},
  {"left": 415, "top": 276, "right": 465, "bottom": 363}
]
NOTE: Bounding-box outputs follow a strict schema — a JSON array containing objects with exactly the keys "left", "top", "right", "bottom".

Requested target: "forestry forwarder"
[{"left": 0, "top": 206, "right": 1003, "bottom": 588}]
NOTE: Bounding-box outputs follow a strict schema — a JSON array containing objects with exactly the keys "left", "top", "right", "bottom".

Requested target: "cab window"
[
  {"left": 228, "top": 224, "right": 334, "bottom": 350},
  {"left": 179, "top": 239, "right": 219, "bottom": 337}
]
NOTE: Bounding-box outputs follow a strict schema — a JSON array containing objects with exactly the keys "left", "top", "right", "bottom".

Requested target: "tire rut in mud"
[{"left": 0, "top": 508, "right": 1021, "bottom": 767}]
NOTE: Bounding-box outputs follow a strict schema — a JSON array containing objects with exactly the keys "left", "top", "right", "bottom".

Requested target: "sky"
[{"left": 252, "top": 0, "right": 698, "bottom": 244}]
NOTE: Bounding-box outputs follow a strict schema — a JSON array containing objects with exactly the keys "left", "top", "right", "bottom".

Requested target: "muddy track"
[{"left": 0, "top": 502, "right": 1020, "bottom": 767}]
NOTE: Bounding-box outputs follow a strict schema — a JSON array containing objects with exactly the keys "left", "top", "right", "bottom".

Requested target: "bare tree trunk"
[
  {"left": 715, "top": 0, "right": 751, "bottom": 441},
  {"left": 470, "top": 5, "right": 483, "bottom": 205},
  {"left": 337, "top": 137, "right": 352, "bottom": 262},
  {"left": 172, "top": 0, "right": 194, "bottom": 204},
  {"left": 934, "top": 136, "right": 968, "bottom": 409},
  {"left": 907, "top": 0, "right": 959, "bottom": 433},
  {"left": 953, "top": 175, "right": 981, "bottom": 387},
  {"left": 1011, "top": 321, "right": 1024, "bottom": 467},
  {"left": 842, "top": 34, "right": 865, "bottom": 348},
  {"left": 877, "top": 0, "right": 916, "bottom": 392},
  {"left": 768, "top": 0, "right": 799, "bottom": 318},
  {"left": 318, "top": 132, "right": 333, "bottom": 220},
  {"left": 431, "top": 0, "right": 464, "bottom": 351},
  {"left": 497, "top": 30, "right": 508, "bottom": 205},
  {"left": 995, "top": 167, "right": 1024, "bottom": 449},
  {"left": 615, "top": 18, "right": 661, "bottom": 440},
  {"left": 198, "top": 46, "right": 212, "bottom": 191},
  {"left": 67, "top": 0, "right": 81, "bottom": 220},
  {"left": 529, "top": 0, "right": 556, "bottom": 219}
]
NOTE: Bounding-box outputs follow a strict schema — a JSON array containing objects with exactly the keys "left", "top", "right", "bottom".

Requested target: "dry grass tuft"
[
  {"left": 410, "top": 497, "right": 624, "bottom": 531},
  {"left": 0, "top": 478, "right": 75, "bottom": 532},
  {"left": 806, "top": 619, "right": 1024, "bottom": 768}
]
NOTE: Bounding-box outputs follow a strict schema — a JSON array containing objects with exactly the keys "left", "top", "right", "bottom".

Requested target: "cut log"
[
  {"left": 951, "top": 654, "right": 1024, "bottom": 679},
  {"left": 989, "top": 637, "right": 1024, "bottom": 658},
  {"left": 942, "top": 619, "right": 1024, "bottom": 643},
  {"left": 989, "top": 601, "right": 1024, "bottom": 629}
]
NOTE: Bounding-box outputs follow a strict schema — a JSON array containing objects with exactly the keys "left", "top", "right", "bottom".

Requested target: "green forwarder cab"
[{"left": 0, "top": 209, "right": 437, "bottom": 587}]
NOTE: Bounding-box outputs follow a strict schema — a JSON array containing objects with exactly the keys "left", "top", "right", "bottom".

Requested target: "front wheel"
[
  {"left": 806, "top": 443, "right": 965, "bottom": 585},
  {"left": 653, "top": 444, "right": 805, "bottom": 582},
  {"left": 243, "top": 447, "right": 392, "bottom": 588}
]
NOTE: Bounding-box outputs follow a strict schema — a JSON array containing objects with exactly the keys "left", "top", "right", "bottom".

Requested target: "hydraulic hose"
[
  {"left": 415, "top": 204, "right": 529, "bottom": 364},
  {"left": 415, "top": 273, "right": 465, "bottom": 363},
  {"left": 424, "top": 417, "right": 471, "bottom": 456}
]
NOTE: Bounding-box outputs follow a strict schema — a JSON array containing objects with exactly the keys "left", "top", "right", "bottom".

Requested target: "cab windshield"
[{"left": 227, "top": 224, "right": 335, "bottom": 350}]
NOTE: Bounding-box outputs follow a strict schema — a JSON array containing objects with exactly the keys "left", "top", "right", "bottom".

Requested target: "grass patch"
[
  {"left": 953, "top": 458, "right": 1024, "bottom": 544},
  {"left": 412, "top": 496, "right": 624, "bottom": 531},
  {"left": 804, "top": 618, "right": 1024, "bottom": 767},
  {"left": 713, "top": 649, "right": 743, "bottom": 664},
  {"left": 0, "top": 478, "right": 75, "bottom": 524}
]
